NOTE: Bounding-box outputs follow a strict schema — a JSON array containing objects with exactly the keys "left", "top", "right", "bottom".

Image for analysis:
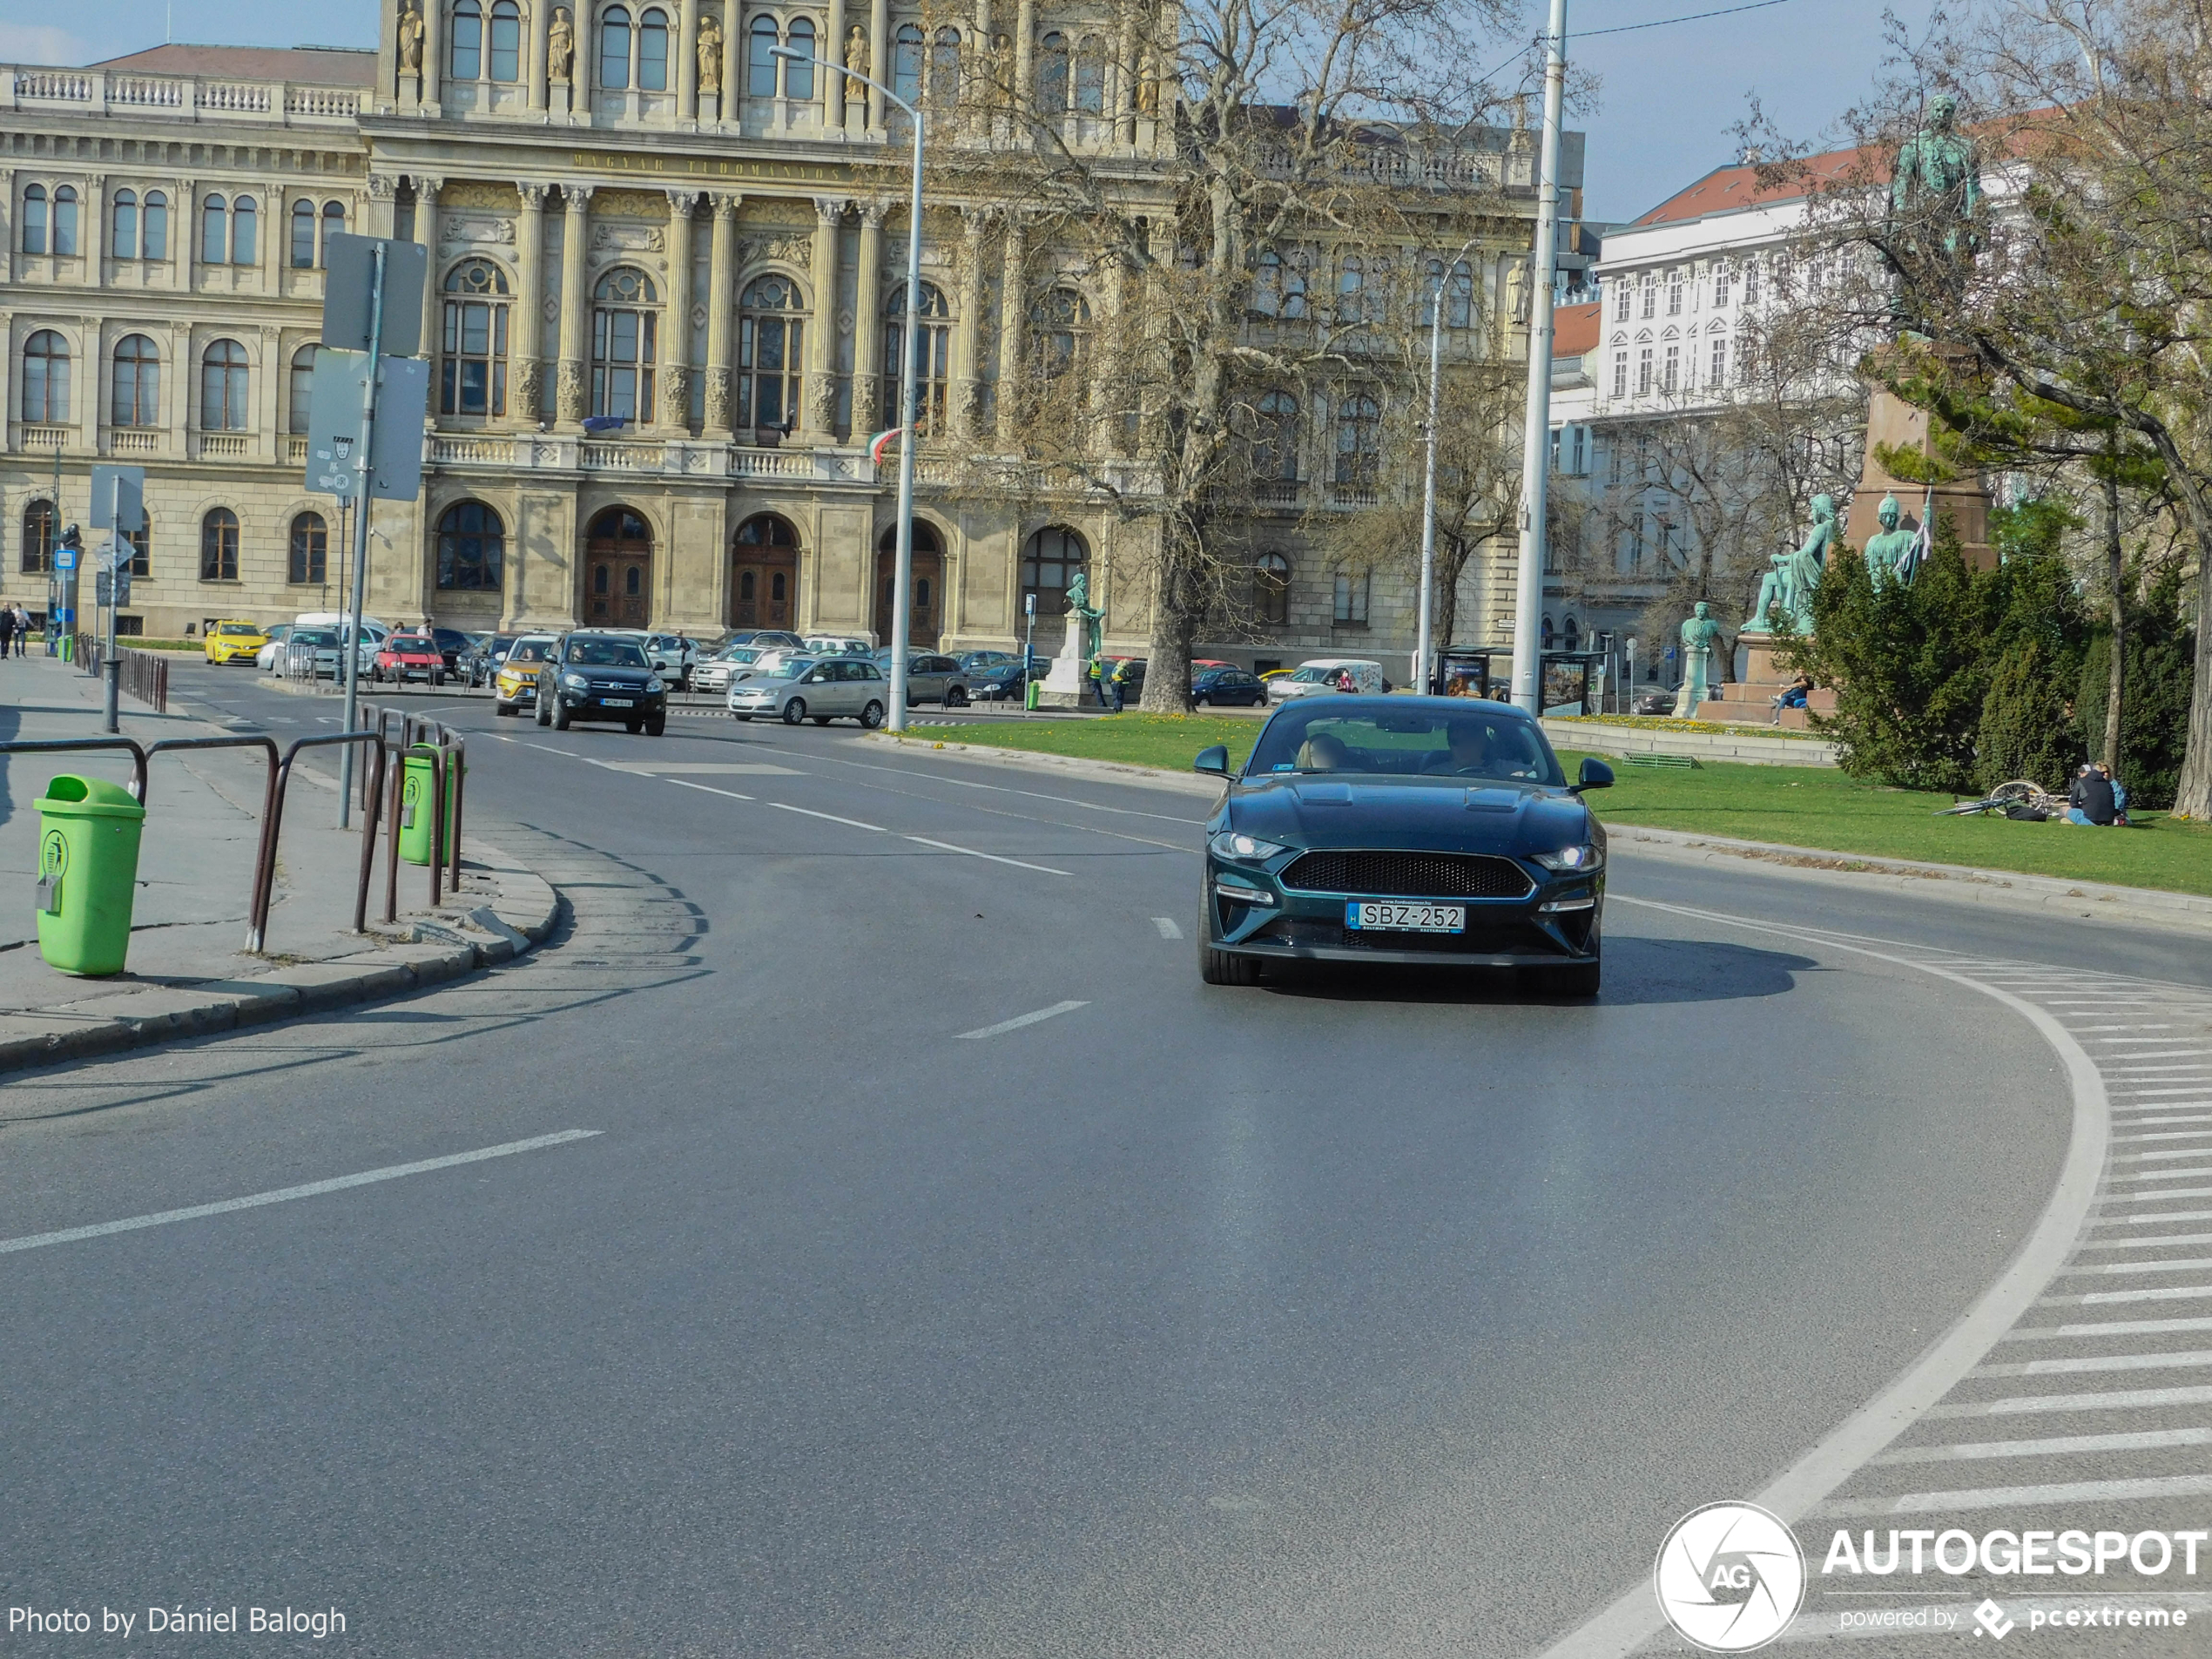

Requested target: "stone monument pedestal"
[
  {"left": 1035, "top": 636, "right": 1091, "bottom": 709},
  {"left": 1700, "top": 636, "right": 1838, "bottom": 731},
  {"left": 1847, "top": 348, "right": 1997, "bottom": 573}
]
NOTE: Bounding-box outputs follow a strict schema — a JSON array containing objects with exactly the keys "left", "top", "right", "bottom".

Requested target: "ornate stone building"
[{"left": 3, "top": 4, "right": 1579, "bottom": 668}]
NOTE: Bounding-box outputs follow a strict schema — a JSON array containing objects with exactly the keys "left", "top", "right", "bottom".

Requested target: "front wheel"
[
  {"left": 1199, "top": 943, "right": 1263, "bottom": 986},
  {"left": 552, "top": 700, "right": 572, "bottom": 732},
  {"left": 946, "top": 686, "right": 968, "bottom": 709},
  {"left": 732, "top": 713, "right": 753, "bottom": 722},
  {"left": 536, "top": 693, "right": 552, "bottom": 726},
  {"left": 860, "top": 700, "right": 886, "bottom": 729},
  {"left": 1521, "top": 954, "right": 1601, "bottom": 999},
  {"left": 1194, "top": 696, "right": 1210, "bottom": 708},
  {"left": 432, "top": 669, "right": 445, "bottom": 687},
  {"left": 645, "top": 715, "right": 665, "bottom": 737},
  {"left": 626, "top": 718, "right": 644, "bottom": 734},
  {"left": 781, "top": 698, "right": 806, "bottom": 725},
  {"left": 494, "top": 700, "right": 515, "bottom": 718}
]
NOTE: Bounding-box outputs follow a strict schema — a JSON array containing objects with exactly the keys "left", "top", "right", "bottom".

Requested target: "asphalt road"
[{"left": 2, "top": 662, "right": 2202, "bottom": 1656}]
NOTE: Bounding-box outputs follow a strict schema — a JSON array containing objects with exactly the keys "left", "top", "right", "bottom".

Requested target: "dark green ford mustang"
[{"left": 1194, "top": 697, "right": 1613, "bottom": 995}]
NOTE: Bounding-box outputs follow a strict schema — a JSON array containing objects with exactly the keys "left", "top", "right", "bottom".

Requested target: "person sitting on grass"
[{"left": 2066, "top": 763, "right": 2118, "bottom": 826}]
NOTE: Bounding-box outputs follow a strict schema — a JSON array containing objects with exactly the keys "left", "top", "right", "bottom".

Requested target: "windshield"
[
  {"left": 564, "top": 637, "right": 651, "bottom": 667},
  {"left": 389, "top": 636, "right": 432, "bottom": 651},
  {"left": 761, "top": 657, "right": 815, "bottom": 679},
  {"left": 1245, "top": 704, "right": 1564, "bottom": 785},
  {"left": 293, "top": 631, "right": 339, "bottom": 647},
  {"left": 716, "top": 644, "right": 762, "bottom": 663},
  {"left": 218, "top": 623, "right": 260, "bottom": 637},
  {"left": 1289, "top": 666, "right": 1332, "bottom": 683},
  {"left": 508, "top": 640, "right": 553, "bottom": 664}
]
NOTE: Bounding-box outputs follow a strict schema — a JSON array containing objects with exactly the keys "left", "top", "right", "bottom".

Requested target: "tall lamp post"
[
  {"left": 774, "top": 45, "right": 927, "bottom": 731},
  {"left": 1416, "top": 235, "right": 1484, "bottom": 698},
  {"left": 1510, "top": 0, "right": 1570, "bottom": 714}
]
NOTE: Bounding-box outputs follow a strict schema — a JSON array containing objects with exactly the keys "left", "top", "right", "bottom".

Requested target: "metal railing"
[{"left": 69, "top": 637, "right": 172, "bottom": 713}]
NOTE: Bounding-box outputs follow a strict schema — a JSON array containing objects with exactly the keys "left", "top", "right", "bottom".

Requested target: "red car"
[{"left": 374, "top": 633, "right": 448, "bottom": 685}]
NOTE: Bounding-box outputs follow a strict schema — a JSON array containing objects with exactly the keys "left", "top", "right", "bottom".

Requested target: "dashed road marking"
[
  {"left": 901, "top": 834, "right": 1069, "bottom": 876},
  {"left": 953, "top": 1000, "right": 1089, "bottom": 1041},
  {"left": 1152, "top": 917, "right": 1183, "bottom": 939}
]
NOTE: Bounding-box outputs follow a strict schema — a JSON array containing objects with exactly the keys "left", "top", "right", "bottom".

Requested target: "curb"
[
  {"left": 1541, "top": 717, "right": 1840, "bottom": 768},
  {"left": 0, "top": 834, "right": 563, "bottom": 1078},
  {"left": 862, "top": 732, "right": 1225, "bottom": 799}
]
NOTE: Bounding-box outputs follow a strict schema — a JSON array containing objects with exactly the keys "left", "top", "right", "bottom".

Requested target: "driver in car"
[{"left": 1425, "top": 719, "right": 1494, "bottom": 775}]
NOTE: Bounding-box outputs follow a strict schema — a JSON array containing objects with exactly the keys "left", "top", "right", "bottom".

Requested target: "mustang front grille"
[{"left": 1278, "top": 849, "right": 1535, "bottom": 900}]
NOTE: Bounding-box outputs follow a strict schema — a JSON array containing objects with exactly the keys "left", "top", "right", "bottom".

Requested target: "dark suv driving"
[{"left": 536, "top": 632, "right": 669, "bottom": 735}]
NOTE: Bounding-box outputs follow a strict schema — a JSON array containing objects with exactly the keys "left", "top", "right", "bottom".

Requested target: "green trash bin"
[
  {"left": 33, "top": 774, "right": 146, "bottom": 977},
  {"left": 397, "top": 746, "right": 464, "bottom": 866}
]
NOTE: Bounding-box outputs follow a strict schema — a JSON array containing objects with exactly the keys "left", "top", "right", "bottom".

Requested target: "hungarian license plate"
[
  {"left": 602, "top": 698, "right": 635, "bottom": 708},
  {"left": 1346, "top": 900, "right": 1466, "bottom": 934}
]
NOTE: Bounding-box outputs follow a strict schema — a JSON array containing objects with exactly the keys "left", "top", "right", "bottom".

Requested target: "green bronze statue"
[
  {"left": 1888, "top": 93, "right": 1983, "bottom": 300},
  {"left": 1863, "top": 493, "right": 1919, "bottom": 591},
  {"left": 1063, "top": 570, "right": 1103, "bottom": 659},
  {"left": 1745, "top": 494, "right": 1838, "bottom": 635},
  {"left": 1674, "top": 601, "right": 1723, "bottom": 716}
]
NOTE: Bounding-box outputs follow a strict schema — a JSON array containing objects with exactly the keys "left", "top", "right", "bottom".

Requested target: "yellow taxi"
[
  {"left": 492, "top": 634, "right": 559, "bottom": 716},
  {"left": 204, "top": 619, "right": 269, "bottom": 665}
]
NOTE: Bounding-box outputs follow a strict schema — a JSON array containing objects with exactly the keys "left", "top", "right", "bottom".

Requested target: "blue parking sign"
[{"left": 55, "top": 545, "right": 78, "bottom": 571}]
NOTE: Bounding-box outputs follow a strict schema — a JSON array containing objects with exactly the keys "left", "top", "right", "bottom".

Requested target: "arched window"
[
  {"left": 113, "top": 190, "right": 139, "bottom": 260},
  {"left": 637, "top": 7, "right": 670, "bottom": 90},
  {"left": 292, "top": 199, "right": 318, "bottom": 268},
  {"left": 201, "top": 193, "right": 228, "bottom": 264},
  {"left": 442, "top": 258, "right": 512, "bottom": 417},
  {"left": 591, "top": 267, "right": 658, "bottom": 419},
  {"left": 22, "top": 185, "right": 46, "bottom": 254},
  {"left": 786, "top": 19, "right": 815, "bottom": 97},
  {"left": 884, "top": 280, "right": 951, "bottom": 436},
  {"left": 893, "top": 24, "right": 923, "bottom": 104},
  {"left": 1336, "top": 254, "right": 1364, "bottom": 323},
  {"left": 735, "top": 514, "right": 797, "bottom": 547},
  {"left": 1562, "top": 615, "right": 1580, "bottom": 651},
  {"left": 929, "top": 26, "right": 960, "bottom": 105},
  {"left": 1029, "top": 287, "right": 1089, "bottom": 378},
  {"left": 436, "top": 501, "right": 506, "bottom": 590},
  {"left": 23, "top": 331, "right": 71, "bottom": 424},
  {"left": 451, "top": 0, "right": 484, "bottom": 80},
  {"left": 200, "top": 339, "right": 251, "bottom": 430},
  {"left": 1541, "top": 613, "right": 1555, "bottom": 650},
  {"left": 1426, "top": 258, "right": 1473, "bottom": 327},
  {"left": 288, "top": 343, "right": 318, "bottom": 435},
  {"left": 1254, "top": 551, "right": 1291, "bottom": 626},
  {"left": 199, "top": 508, "right": 239, "bottom": 581},
  {"left": 1334, "top": 393, "right": 1379, "bottom": 489},
  {"left": 21, "top": 499, "right": 58, "bottom": 575},
  {"left": 737, "top": 273, "right": 804, "bottom": 435},
  {"left": 113, "top": 335, "right": 161, "bottom": 428},
  {"left": 1020, "top": 526, "right": 1088, "bottom": 619},
  {"left": 231, "top": 195, "right": 257, "bottom": 265},
  {"left": 1254, "top": 390, "right": 1298, "bottom": 483},
  {"left": 52, "top": 186, "right": 78, "bottom": 256},
  {"left": 1036, "top": 31, "right": 1069, "bottom": 113},
  {"left": 1072, "top": 36, "right": 1106, "bottom": 113},
  {"left": 489, "top": 0, "right": 522, "bottom": 80},
  {"left": 289, "top": 511, "right": 328, "bottom": 584},
  {"left": 121, "top": 516, "right": 151, "bottom": 577},
  {"left": 321, "top": 201, "right": 346, "bottom": 263},
  {"left": 600, "top": 5, "right": 632, "bottom": 87},
  {"left": 747, "top": 15, "right": 778, "bottom": 97},
  {"left": 145, "top": 191, "right": 170, "bottom": 260},
  {"left": 1252, "top": 249, "right": 1283, "bottom": 318}
]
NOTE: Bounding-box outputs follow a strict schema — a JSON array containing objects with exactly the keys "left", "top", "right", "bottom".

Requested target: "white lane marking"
[
  {"left": 1872, "top": 1426, "right": 2212, "bottom": 1464},
  {"left": 2097, "top": 1209, "right": 2212, "bottom": 1225},
  {"left": 2116, "top": 1130, "right": 2212, "bottom": 1143},
  {"left": 770, "top": 801, "right": 886, "bottom": 833},
  {"left": 664, "top": 777, "right": 757, "bottom": 803},
  {"left": 1153, "top": 916, "right": 1183, "bottom": 939},
  {"left": 0, "top": 1130, "right": 602, "bottom": 1257},
  {"left": 801, "top": 747, "right": 1206, "bottom": 824},
  {"left": 2083, "top": 1232, "right": 2212, "bottom": 1251},
  {"left": 2042, "top": 1283, "right": 2212, "bottom": 1306},
  {"left": 596, "top": 761, "right": 802, "bottom": 775},
  {"left": 2107, "top": 1184, "right": 2212, "bottom": 1203},
  {"left": 2063, "top": 1257, "right": 2212, "bottom": 1275},
  {"left": 903, "top": 833, "right": 1070, "bottom": 877},
  {"left": 2118, "top": 1113, "right": 2212, "bottom": 1127},
  {"left": 1977, "top": 1350, "right": 2212, "bottom": 1377},
  {"left": 527, "top": 743, "right": 579, "bottom": 758},
  {"left": 1540, "top": 897, "right": 2108, "bottom": 1659},
  {"left": 1819, "top": 1473, "right": 2212, "bottom": 1519},
  {"left": 953, "top": 1000, "right": 1089, "bottom": 1041},
  {"left": 2011, "top": 1315, "right": 2212, "bottom": 1339},
  {"left": 2083, "top": 1025, "right": 2182, "bottom": 1033},
  {"left": 1930, "top": 1383, "right": 2212, "bottom": 1414}
]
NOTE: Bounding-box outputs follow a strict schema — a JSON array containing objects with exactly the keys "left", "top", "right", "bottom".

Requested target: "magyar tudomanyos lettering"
[{"left": 1824, "top": 1528, "right": 2209, "bottom": 1577}]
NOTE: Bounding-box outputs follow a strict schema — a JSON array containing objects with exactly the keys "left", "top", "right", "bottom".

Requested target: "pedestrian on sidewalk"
[
  {"left": 13, "top": 604, "right": 29, "bottom": 655},
  {"left": 0, "top": 602, "right": 15, "bottom": 658},
  {"left": 1108, "top": 656, "right": 1132, "bottom": 713}
]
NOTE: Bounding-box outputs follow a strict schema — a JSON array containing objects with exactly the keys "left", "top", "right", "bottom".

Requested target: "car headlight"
[
  {"left": 1209, "top": 830, "right": 1290, "bottom": 862},
  {"left": 1532, "top": 843, "right": 1604, "bottom": 873},
  {"left": 560, "top": 672, "right": 589, "bottom": 691},
  {"left": 645, "top": 676, "right": 665, "bottom": 693}
]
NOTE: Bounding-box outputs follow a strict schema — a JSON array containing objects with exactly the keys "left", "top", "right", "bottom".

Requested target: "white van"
[
  {"left": 1266, "top": 658, "right": 1387, "bottom": 702},
  {"left": 293, "top": 612, "right": 391, "bottom": 675}
]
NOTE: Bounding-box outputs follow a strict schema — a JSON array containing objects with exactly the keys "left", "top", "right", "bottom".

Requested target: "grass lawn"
[{"left": 910, "top": 714, "right": 2212, "bottom": 897}]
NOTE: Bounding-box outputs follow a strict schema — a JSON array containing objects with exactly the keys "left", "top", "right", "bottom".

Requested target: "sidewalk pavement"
[{"left": 0, "top": 655, "right": 559, "bottom": 1075}]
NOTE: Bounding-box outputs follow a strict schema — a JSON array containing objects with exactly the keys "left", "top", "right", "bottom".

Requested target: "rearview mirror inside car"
[
  {"left": 1193, "top": 745, "right": 1230, "bottom": 776},
  {"left": 1574, "top": 757, "right": 1615, "bottom": 792}
]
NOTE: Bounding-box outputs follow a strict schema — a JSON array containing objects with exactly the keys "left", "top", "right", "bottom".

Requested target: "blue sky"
[{"left": 0, "top": 0, "right": 1930, "bottom": 224}]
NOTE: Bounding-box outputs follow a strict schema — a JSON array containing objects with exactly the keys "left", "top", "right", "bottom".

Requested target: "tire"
[
  {"left": 1521, "top": 953, "right": 1601, "bottom": 999},
  {"left": 494, "top": 700, "right": 514, "bottom": 718},
  {"left": 552, "top": 700, "right": 572, "bottom": 732},
  {"left": 781, "top": 698, "right": 806, "bottom": 725},
  {"left": 732, "top": 713, "right": 753, "bottom": 722},
  {"left": 536, "top": 695, "right": 551, "bottom": 725},
  {"left": 946, "top": 686, "right": 968, "bottom": 709},
  {"left": 1197, "top": 894, "right": 1262, "bottom": 986},
  {"left": 626, "top": 718, "right": 644, "bottom": 734},
  {"left": 810, "top": 715, "right": 831, "bottom": 725},
  {"left": 645, "top": 715, "right": 665, "bottom": 737},
  {"left": 860, "top": 700, "right": 886, "bottom": 729},
  {"left": 1194, "top": 696, "right": 1210, "bottom": 708},
  {"left": 432, "top": 669, "right": 445, "bottom": 687}
]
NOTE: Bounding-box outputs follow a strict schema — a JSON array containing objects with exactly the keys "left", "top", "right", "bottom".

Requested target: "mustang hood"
[{"left": 1226, "top": 776, "right": 1595, "bottom": 857}]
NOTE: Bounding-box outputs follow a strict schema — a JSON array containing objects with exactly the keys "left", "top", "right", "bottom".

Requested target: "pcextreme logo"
[{"left": 1654, "top": 1502, "right": 1808, "bottom": 1652}]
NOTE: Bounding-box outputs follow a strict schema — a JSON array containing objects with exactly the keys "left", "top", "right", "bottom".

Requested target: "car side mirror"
[
  {"left": 1193, "top": 745, "right": 1230, "bottom": 776},
  {"left": 1573, "top": 757, "right": 1615, "bottom": 792}
]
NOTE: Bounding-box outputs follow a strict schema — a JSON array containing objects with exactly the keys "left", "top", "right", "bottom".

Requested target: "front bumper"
[
  {"left": 556, "top": 690, "right": 666, "bottom": 720},
  {"left": 1203, "top": 857, "right": 1602, "bottom": 966}
]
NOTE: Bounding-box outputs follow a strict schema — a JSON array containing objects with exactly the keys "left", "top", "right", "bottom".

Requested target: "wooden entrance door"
[
  {"left": 732, "top": 514, "right": 799, "bottom": 631},
  {"left": 585, "top": 508, "right": 652, "bottom": 628},
  {"left": 875, "top": 525, "right": 943, "bottom": 648}
]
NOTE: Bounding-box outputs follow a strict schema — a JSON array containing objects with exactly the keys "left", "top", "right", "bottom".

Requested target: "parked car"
[
  {"left": 461, "top": 633, "right": 523, "bottom": 687},
  {"left": 1633, "top": 690, "right": 1677, "bottom": 715},
  {"left": 960, "top": 650, "right": 1021, "bottom": 673},
  {"left": 253, "top": 624, "right": 294, "bottom": 673},
  {"left": 1190, "top": 665, "right": 1268, "bottom": 707},
  {"left": 803, "top": 633, "right": 874, "bottom": 658},
  {"left": 1267, "top": 658, "right": 1387, "bottom": 701},
  {"left": 692, "top": 643, "right": 772, "bottom": 695},
  {"left": 204, "top": 619, "right": 268, "bottom": 666},
  {"left": 633, "top": 631, "right": 701, "bottom": 689},
  {"left": 534, "top": 632, "right": 668, "bottom": 734},
  {"left": 283, "top": 628, "right": 344, "bottom": 679},
  {"left": 718, "top": 629, "right": 805, "bottom": 653},
  {"left": 871, "top": 650, "right": 973, "bottom": 706},
  {"left": 746, "top": 646, "right": 815, "bottom": 681},
  {"left": 373, "top": 633, "right": 448, "bottom": 685},
  {"left": 728, "top": 658, "right": 889, "bottom": 726},
  {"left": 293, "top": 612, "right": 390, "bottom": 677},
  {"left": 967, "top": 657, "right": 1043, "bottom": 702},
  {"left": 492, "top": 636, "right": 558, "bottom": 715}
]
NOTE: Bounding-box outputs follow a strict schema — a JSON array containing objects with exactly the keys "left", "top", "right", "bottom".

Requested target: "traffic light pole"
[{"left": 337, "top": 244, "right": 387, "bottom": 830}]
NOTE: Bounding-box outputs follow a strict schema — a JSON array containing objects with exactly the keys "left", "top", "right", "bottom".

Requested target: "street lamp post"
[
  {"left": 775, "top": 46, "right": 926, "bottom": 732},
  {"left": 1510, "top": 0, "right": 1570, "bottom": 714},
  {"left": 1416, "top": 236, "right": 1483, "bottom": 698}
]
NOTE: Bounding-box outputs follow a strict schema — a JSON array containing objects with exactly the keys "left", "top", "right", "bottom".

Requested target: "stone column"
[
  {"left": 954, "top": 206, "right": 987, "bottom": 441},
  {"left": 678, "top": 0, "right": 699, "bottom": 120},
  {"left": 422, "top": 0, "right": 443, "bottom": 110},
  {"left": 529, "top": 0, "right": 550, "bottom": 111},
  {"left": 825, "top": 0, "right": 847, "bottom": 127},
  {"left": 995, "top": 212, "right": 1025, "bottom": 442},
  {"left": 84, "top": 175, "right": 106, "bottom": 287},
  {"left": 867, "top": 0, "right": 889, "bottom": 127},
  {"left": 365, "top": 172, "right": 399, "bottom": 239},
  {"left": 803, "top": 196, "right": 846, "bottom": 442},
  {"left": 1116, "top": 5, "right": 1138, "bottom": 145},
  {"left": 1014, "top": 0, "right": 1034, "bottom": 115},
  {"left": 413, "top": 176, "right": 444, "bottom": 361},
  {"left": 851, "top": 201, "right": 886, "bottom": 436},
  {"left": 557, "top": 184, "right": 593, "bottom": 423},
  {"left": 513, "top": 183, "right": 550, "bottom": 421},
  {"left": 663, "top": 189, "right": 699, "bottom": 429},
  {"left": 722, "top": 7, "right": 742, "bottom": 123},
  {"left": 261, "top": 181, "right": 283, "bottom": 292},
  {"left": 704, "top": 192, "right": 738, "bottom": 432}
]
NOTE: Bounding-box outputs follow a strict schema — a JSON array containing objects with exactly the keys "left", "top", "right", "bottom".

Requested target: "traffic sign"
[
  {"left": 307, "top": 347, "right": 429, "bottom": 502},
  {"left": 96, "top": 569, "right": 132, "bottom": 607},
  {"left": 90, "top": 465, "right": 146, "bottom": 534},
  {"left": 320, "top": 232, "right": 427, "bottom": 359},
  {"left": 55, "top": 544, "right": 78, "bottom": 572}
]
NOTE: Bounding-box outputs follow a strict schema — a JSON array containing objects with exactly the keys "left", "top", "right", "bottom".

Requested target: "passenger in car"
[
  {"left": 1296, "top": 732, "right": 1351, "bottom": 771},
  {"left": 1425, "top": 720, "right": 1493, "bottom": 775}
]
